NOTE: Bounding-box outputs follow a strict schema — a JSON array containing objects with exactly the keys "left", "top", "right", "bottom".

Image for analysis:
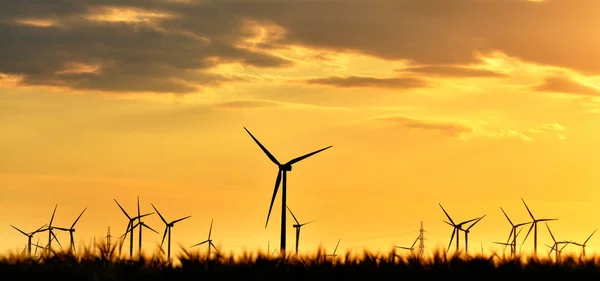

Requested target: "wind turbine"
[
  {"left": 244, "top": 127, "right": 332, "bottom": 253},
  {"left": 545, "top": 222, "right": 572, "bottom": 260},
  {"left": 191, "top": 219, "right": 217, "bottom": 258},
  {"left": 521, "top": 198, "right": 557, "bottom": 254},
  {"left": 571, "top": 229, "right": 597, "bottom": 257},
  {"left": 545, "top": 243, "right": 570, "bottom": 260},
  {"left": 38, "top": 205, "right": 62, "bottom": 252},
  {"left": 500, "top": 207, "right": 531, "bottom": 256},
  {"left": 439, "top": 204, "right": 480, "bottom": 252},
  {"left": 114, "top": 198, "right": 153, "bottom": 258},
  {"left": 11, "top": 224, "right": 46, "bottom": 255},
  {"left": 396, "top": 235, "right": 419, "bottom": 253},
  {"left": 152, "top": 203, "right": 191, "bottom": 259},
  {"left": 286, "top": 206, "right": 315, "bottom": 254},
  {"left": 326, "top": 238, "right": 341, "bottom": 260},
  {"left": 55, "top": 208, "right": 87, "bottom": 254},
  {"left": 462, "top": 215, "right": 485, "bottom": 254}
]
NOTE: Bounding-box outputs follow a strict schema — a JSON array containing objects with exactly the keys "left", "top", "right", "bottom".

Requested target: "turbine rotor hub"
[{"left": 282, "top": 164, "right": 292, "bottom": 171}]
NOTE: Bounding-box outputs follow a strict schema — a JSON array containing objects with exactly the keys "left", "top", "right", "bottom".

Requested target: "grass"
[{"left": 1, "top": 242, "right": 600, "bottom": 280}]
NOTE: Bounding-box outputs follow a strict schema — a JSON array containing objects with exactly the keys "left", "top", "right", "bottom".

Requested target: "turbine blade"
[
  {"left": 114, "top": 199, "right": 131, "bottom": 219},
  {"left": 438, "top": 204, "right": 455, "bottom": 225},
  {"left": 160, "top": 226, "right": 168, "bottom": 247},
  {"left": 134, "top": 212, "right": 154, "bottom": 220},
  {"left": 522, "top": 223, "right": 535, "bottom": 245},
  {"left": 443, "top": 220, "right": 454, "bottom": 227},
  {"left": 191, "top": 240, "right": 209, "bottom": 248},
  {"left": 265, "top": 170, "right": 282, "bottom": 228},
  {"left": 11, "top": 225, "right": 29, "bottom": 236},
  {"left": 286, "top": 206, "right": 300, "bottom": 225},
  {"left": 51, "top": 231, "right": 62, "bottom": 247},
  {"left": 285, "top": 146, "right": 333, "bottom": 166},
  {"left": 545, "top": 222, "right": 556, "bottom": 243},
  {"left": 71, "top": 207, "right": 87, "bottom": 229},
  {"left": 333, "top": 239, "right": 340, "bottom": 254},
  {"left": 466, "top": 215, "right": 486, "bottom": 230},
  {"left": 560, "top": 242, "right": 569, "bottom": 251},
  {"left": 300, "top": 220, "right": 316, "bottom": 227},
  {"left": 33, "top": 224, "right": 48, "bottom": 234},
  {"left": 55, "top": 227, "right": 70, "bottom": 231},
  {"left": 584, "top": 229, "right": 597, "bottom": 245},
  {"left": 410, "top": 235, "right": 419, "bottom": 248},
  {"left": 521, "top": 198, "right": 536, "bottom": 220},
  {"left": 396, "top": 246, "right": 411, "bottom": 250},
  {"left": 49, "top": 205, "right": 57, "bottom": 226},
  {"left": 504, "top": 228, "right": 514, "bottom": 245},
  {"left": 151, "top": 204, "right": 168, "bottom": 224},
  {"left": 143, "top": 223, "right": 159, "bottom": 234},
  {"left": 538, "top": 218, "right": 558, "bottom": 222},
  {"left": 210, "top": 241, "right": 217, "bottom": 250},
  {"left": 172, "top": 215, "right": 192, "bottom": 224},
  {"left": 500, "top": 207, "right": 514, "bottom": 226},
  {"left": 244, "top": 127, "right": 281, "bottom": 166},
  {"left": 448, "top": 228, "right": 456, "bottom": 252},
  {"left": 208, "top": 219, "right": 213, "bottom": 239}
]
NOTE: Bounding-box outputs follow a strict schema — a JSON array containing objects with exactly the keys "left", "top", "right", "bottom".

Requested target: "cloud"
[
  {"left": 3, "top": 0, "right": 600, "bottom": 94},
  {"left": 397, "top": 65, "right": 507, "bottom": 78},
  {"left": 305, "top": 75, "right": 430, "bottom": 89},
  {"left": 533, "top": 76, "right": 600, "bottom": 96},
  {"left": 374, "top": 116, "right": 472, "bottom": 137},
  {"left": 214, "top": 99, "right": 280, "bottom": 109}
]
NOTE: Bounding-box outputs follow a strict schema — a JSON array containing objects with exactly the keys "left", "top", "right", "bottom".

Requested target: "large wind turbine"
[
  {"left": 244, "top": 127, "right": 332, "bottom": 252},
  {"left": 286, "top": 206, "right": 315, "bottom": 255},
  {"left": 114, "top": 198, "right": 153, "bottom": 258},
  {"left": 133, "top": 197, "right": 157, "bottom": 254},
  {"left": 462, "top": 215, "right": 485, "bottom": 254},
  {"left": 396, "top": 235, "right": 419, "bottom": 253},
  {"left": 521, "top": 198, "right": 557, "bottom": 254},
  {"left": 55, "top": 208, "right": 87, "bottom": 254},
  {"left": 500, "top": 207, "right": 531, "bottom": 256},
  {"left": 11, "top": 224, "right": 46, "bottom": 255},
  {"left": 439, "top": 204, "right": 480, "bottom": 252},
  {"left": 545, "top": 222, "right": 572, "bottom": 260},
  {"left": 152, "top": 203, "right": 191, "bottom": 259}
]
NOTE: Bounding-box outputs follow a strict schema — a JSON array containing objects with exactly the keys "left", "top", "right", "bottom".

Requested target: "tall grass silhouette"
[{"left": 2, "top": 242, "right": 600, "bottom": 280}]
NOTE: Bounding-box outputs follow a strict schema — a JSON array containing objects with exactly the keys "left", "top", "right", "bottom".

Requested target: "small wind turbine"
[
  {"left": 521, "top": 198, "right": 557, "bottom": 254},
  {"left": 152, "top": 203, "right": 191, "bottom": 259},
  {"left": 55, "top": 207, "right": 87, "bottom": 254},
  {"left": 500, "top": 207, "right": 531, "bottom": 256},
  {"left": 244, "top": 127, "right": 332, "bottom": 253},
  {"left": 191, "top": 219, "right": 217, "bottom": 258},
  {"left": 326, "top": 238, "right": 341, "bottom": 260},
  {"left": 114, "top": 198, "right": 153, "bottom": 258},
  {"left": 571, "top": 229, "right": 597, "bottom": 258},
  {"left": 545, "top": 222, "right": 572, "bottom": 260},
  {"left": 545, "top": 243, "right": 570, "bottom": 260},
  {"left": 286, "top": 206, "right": 315, "bottom": 255},
  {"left": 11, "top": 224, "right": 46, "bottom": 255},
  {"left": 439, "top": 204, "right": 480, "bottom": 252},
  {"left": 396, "top": 235, "right": 419, "bottom": 253},
  {"left": 462, "top": 215, "right": 485, "bottom": 254}
]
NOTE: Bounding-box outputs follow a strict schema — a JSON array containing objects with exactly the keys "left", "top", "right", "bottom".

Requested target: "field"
[{"left": 2, "top": 243, "right": 600, "bottom": 280}]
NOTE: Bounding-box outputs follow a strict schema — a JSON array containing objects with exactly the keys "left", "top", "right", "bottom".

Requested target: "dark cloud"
[
  {"left": 397, "top": 65, "right": 506, "bottom": 78},
  {"left": 2, "top": 0, "right": 600, "bottom": 94},
  {"left": 305, "top": 75, "right": 430, "bottom": 89},
  {"left": 533, "top": 76, "right": 600, "bottom": 96},
  {"left": 375, "top": 116, "right": 472, "bottom": 137}
]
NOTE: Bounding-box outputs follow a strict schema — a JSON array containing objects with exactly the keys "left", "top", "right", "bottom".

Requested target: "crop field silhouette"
[{"left": 2, "top": 241, "right": 600, "bottom": 280}]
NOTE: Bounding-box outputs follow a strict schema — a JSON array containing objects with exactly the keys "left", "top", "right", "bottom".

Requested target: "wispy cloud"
[
  {"left": 397, "top": 65, "right": 507, "bottom": 78},
  {"left": 533, "top": 76, "right": 600, "bottom": 96},
  {"left": 305, "top": 75, "right": 430, "bottom": 89},
  {"left": 373, "top": 116, "right": 472, "bottom": 137}
]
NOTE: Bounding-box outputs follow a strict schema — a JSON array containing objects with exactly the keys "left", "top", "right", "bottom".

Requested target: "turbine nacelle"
[{"left": 281, "top": 164, "right": 292, "bottom": 171}]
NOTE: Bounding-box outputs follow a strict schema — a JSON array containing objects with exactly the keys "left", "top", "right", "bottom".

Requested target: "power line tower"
[
  {"left": 106, "top": 227, "right": 112, "bottom": 249},
  {"left": 418, "top": 221, "right": 426, "bottom": 256}
]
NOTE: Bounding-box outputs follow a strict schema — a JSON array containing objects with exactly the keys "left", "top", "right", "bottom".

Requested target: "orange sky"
[{"left": 2, "top": 0, "right": 600, "bottom": 258}]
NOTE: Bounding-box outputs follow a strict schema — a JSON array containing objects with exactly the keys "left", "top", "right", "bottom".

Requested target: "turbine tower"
[{"left": 244, "top": 127, "right": 332, "bottom": 252}]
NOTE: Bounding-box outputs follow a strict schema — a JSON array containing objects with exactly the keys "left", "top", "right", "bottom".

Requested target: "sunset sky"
[{"left": 2, "top": 0, "right": 600, "bottom": 258}]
